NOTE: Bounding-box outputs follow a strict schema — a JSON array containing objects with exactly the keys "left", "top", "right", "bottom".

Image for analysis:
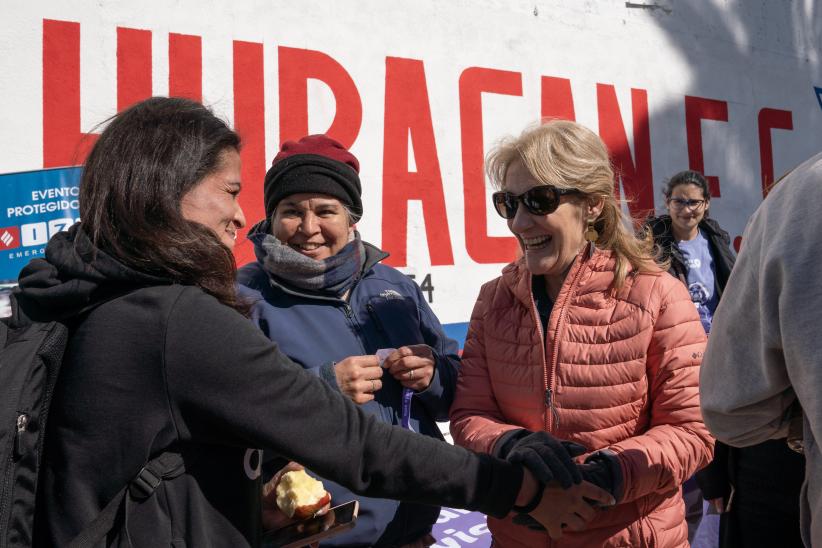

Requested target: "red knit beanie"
[{"left": 263, "top": 135, "right": 362, "bottom": 221}]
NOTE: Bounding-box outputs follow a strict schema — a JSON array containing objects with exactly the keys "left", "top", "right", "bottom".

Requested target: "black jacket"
[
  {"left": 21, "top": 225, "right": 522, "bottom": 547},
  {"left": 646, "top": 215, "right": 736, "bottom": 299}
]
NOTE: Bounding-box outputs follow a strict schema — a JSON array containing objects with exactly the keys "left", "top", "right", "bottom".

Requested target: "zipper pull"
[
  {"left": 14, "top": 413, "right": 29, "bottom": 458},
  {"left": 545, "top": 389, "right": 560, "bottom": 429}
]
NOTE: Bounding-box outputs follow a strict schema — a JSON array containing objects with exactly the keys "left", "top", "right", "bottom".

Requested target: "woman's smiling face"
[
  {"left": 271, "top": 193, "right": 354, "bottom": 261},
  {"left": 504, "top": 160, "right": 589, "bottom": 279},
  {"left": 666, "top": 182, "right": 709, "bottom": 239},
  {"left": 180, "top": 149, "right": 246, "bottom": 249}
]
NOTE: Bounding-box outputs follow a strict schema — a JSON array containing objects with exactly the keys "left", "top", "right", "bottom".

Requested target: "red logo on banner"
[{"left": 0, "top": 227, "right": 20, "bottom": 250}]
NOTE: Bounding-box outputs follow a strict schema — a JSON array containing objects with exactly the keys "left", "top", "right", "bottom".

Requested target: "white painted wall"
[{"left": 2, "top": 0, "right": 820, "bottom": 325}]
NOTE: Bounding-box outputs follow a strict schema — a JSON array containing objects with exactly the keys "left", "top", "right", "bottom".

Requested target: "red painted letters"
[
  {"left": 39, "top": 17, "right": 798, "bottom": 271},
  {"left": 597, "top": 85, "right": 653, "bottom": 220},
  {"left": 169, "top": 33, "right": 202, "bottom": 101},
  {"left": 382, "top": 57, "right": 454, "bottom": 267},
  {"left": 42, "top": 22, "right": 155, "bottom": 167},
  {"left": 758, "top": 107, "right": 793, "bottom": 197},
  {"left": 685, "top": 95, "right": 728, "bottom": 197},
  {"left": 42, "top": 19, "right": 97, "bottom": 167},
  {"left": 278, "top": 47, "right": 362, "bottom": 148},
  {"left": 541, "top": 76, "right": 576, "bottom": 121},
  {"left": 233, "top": 41, "right": 267, "bottom": 266},
  {"left": 459, "top": 67, "right": 521, "bottom": 264},
  {"left": 117, "top": 27, "right": 152, "bottom": 111}
]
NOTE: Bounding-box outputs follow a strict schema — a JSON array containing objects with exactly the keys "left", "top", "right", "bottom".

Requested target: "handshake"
[{"left": 496, "top": 430, "right": 622, "bottom": 538}]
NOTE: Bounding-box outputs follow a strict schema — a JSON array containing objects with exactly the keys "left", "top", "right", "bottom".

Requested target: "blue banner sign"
[{"left": 0, "top": 167, "right": 82, "bottom": 283}]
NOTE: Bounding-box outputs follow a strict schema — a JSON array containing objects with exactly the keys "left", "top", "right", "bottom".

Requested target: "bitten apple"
[{"left": 275, "top": 469, "right": 331, "bottom": 519}]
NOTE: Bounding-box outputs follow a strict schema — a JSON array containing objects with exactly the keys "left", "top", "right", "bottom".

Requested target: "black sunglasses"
[{"left": 491, "top": 186, "right": 580, "bottom": 219}]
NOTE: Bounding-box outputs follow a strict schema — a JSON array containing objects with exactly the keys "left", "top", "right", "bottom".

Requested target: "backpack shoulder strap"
[
  {"left": 66, "top": 452, "right": 185, "bottom": 548},
  {"left": 0, "top": 311, "right": 8, "bottom": 349}
]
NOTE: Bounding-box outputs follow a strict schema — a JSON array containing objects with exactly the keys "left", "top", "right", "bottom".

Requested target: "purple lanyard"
[
  {"left": 377, "top": 348, "right": 414, "bottom": 431},
  {"left": 401, "top": 388, "right": 414, "bottom": 431}
]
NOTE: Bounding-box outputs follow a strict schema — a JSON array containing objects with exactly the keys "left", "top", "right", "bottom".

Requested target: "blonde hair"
[{"left": 486, "top": 119, "right": 658, "bottom": 288}]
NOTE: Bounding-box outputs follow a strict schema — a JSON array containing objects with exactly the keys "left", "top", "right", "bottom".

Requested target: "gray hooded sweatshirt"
[{"left": 701, "top": 151, "right": 822, "bottom": 547}]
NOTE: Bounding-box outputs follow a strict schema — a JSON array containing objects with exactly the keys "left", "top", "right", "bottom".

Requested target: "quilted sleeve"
[
  {"left": 450, "top": 280, "right": 521, "bottom": 454},
  {"left": 608, "top": 278, "right": 714, "bottom": 503}
]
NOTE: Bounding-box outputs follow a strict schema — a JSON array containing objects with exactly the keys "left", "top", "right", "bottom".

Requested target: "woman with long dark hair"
[
  {"left": 18, "top": 97, "right": 612, "bottom": 547},
  {"left": 645, "top": 170, "right": 735, "bottom": 334}
]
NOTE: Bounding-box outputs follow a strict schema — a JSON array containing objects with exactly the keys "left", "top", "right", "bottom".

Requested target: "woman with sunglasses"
[
  {"left": 646, "top": 172, "right": 806, "bottom": 548},
  {"left": 450, "top": 120, "right": 713, "bottom": 547}
]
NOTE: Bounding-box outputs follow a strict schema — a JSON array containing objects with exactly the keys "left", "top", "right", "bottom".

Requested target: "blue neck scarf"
[{"left": 258, "top": 230, "right": 365, "bottom": 297}]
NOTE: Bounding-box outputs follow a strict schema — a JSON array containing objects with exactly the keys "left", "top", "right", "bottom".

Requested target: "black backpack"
[{"left": 0, "top": 294, "right": 183, "bottom": 548}]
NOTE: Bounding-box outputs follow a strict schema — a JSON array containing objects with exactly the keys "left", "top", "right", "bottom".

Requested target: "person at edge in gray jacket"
[
  {"left": 700, "top": 151, "right": 822, "bottom": 548},
  {"left": 237, "top": 134, "right": 459, "bottom": 548}
]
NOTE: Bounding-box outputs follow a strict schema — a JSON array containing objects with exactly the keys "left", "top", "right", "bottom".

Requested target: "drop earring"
[{"left": 585, "top": 218, "right": 598, "bottom": 258}]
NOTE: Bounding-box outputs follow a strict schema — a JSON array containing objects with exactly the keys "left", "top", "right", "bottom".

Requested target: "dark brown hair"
[
  {"left": 662, "top": 170, "right": 711, "bottom": 218},
  {"left": 663, "top": 170, "right": 710, "bottom": 200},
  {"left": 80, "top": 97, "right": 244, "bottom": 310}
]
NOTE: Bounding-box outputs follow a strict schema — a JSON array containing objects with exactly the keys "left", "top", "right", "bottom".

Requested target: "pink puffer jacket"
[{"left": 450, "top": 249, "right": 713, "bottom": 548}]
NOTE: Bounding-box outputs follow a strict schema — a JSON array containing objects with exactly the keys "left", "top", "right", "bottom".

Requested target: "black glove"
[
  {"left": 578, "top": 450, "right": 623, "bottom": 504},
  {"left": 500, "top": 430, "right": 587, "bottom": 489},
  {"left": 512, "top": 512, "right": 546, "bottom": 530}
]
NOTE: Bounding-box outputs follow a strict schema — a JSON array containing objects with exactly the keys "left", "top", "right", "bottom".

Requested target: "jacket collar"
[
  {"left": 16, "top": 223, "right": 169, "bottom": 321},
  {"left": 501, "top": 246, "right": 618, "bottom": 310},
  {"left": 646, "top": 214, "right": 729, "bottom": 245}
]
